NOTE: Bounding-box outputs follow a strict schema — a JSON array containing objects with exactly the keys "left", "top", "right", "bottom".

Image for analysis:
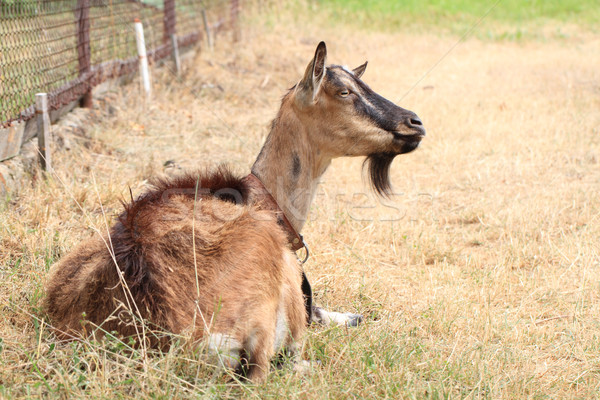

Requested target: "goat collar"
[
  {"left": 242, "top": 173, "right": 313, "bottom": 324},
  {"left": 242, "top": 173, "right": 308, "bottom": 256}
]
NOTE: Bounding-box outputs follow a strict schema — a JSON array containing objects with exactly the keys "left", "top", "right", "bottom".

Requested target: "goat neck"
[{"left": 250, "top": 95, "right": 331, "bottom": 233}]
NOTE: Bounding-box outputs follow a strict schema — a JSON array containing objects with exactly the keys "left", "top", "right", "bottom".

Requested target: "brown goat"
[{"left": 44, "top": 42, "right": 425, "bottom": 382}]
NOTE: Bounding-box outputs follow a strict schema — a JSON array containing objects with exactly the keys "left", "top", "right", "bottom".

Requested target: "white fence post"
[{"left": 134, "top": 18, "right": 152, "bottom": 98}]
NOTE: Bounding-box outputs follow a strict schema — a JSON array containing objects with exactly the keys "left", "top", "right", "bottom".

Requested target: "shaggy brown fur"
[
  {"left": 45, "top": 167, "right": 306, "bottom": 381},
  {"left": 44, "top": 41, "right": 425, "bottom": 382}
]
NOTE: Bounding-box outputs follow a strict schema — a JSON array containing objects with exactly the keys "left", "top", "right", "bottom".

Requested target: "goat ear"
[
  {"left": 353, "top": 61, "right": 367, "bottom": 79},
  {"left": 296, "top": 41, "right": 327, "bottom": 105}
]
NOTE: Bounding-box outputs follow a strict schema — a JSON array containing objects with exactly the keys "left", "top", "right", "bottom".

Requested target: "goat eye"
[{"left": 339, "top": 90, "right": 350, "bottom": 97}]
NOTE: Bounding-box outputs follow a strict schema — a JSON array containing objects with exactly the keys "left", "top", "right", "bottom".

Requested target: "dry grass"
[{"left": 1, "top": 6, "right": 600, "bottom": 399}]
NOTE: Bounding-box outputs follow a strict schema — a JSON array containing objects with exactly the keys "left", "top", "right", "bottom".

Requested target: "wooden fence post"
[
  {"left": 230, "top": 0, "right": 241, "bottom": 42},
  {"left": 36, "top": 93, "right": 52, "bottom": 172},
  {"left": 76, "top": 0, "right": 92, "bottom": 108},
  {"left": 163, "top": 0, "right": 176, "bottom": 43}
]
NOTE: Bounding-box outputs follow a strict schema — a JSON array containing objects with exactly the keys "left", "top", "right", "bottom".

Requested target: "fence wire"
[{"left": 0, "top": 0, "right": 236, "bottom": 128}]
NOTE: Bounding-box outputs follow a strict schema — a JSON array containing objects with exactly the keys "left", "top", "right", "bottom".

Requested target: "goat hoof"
[
  {"left": 346, "top": 313, "right": 363, "bottom": 327},
  {"left": 311, "top": 307, "right": 364, "bottom": 327},
  {"left": 293, "top": 360, "right": 321, "bottom": 375}
]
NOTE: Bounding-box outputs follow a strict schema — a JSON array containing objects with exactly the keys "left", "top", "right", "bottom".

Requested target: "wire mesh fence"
[{"left": 0, "top": 0, "right": 237, "bottom": 129}]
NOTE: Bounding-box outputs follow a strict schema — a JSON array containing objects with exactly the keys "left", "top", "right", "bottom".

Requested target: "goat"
[{"left": 44, "top": 42, "right": 425, "bottom": 382}]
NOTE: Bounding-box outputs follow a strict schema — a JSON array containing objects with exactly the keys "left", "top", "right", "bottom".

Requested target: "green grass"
[{"left": 311, "top": 0, "right": 600, "bottom": 36}]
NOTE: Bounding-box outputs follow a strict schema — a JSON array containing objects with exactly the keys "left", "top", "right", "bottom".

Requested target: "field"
[
  {"left": 1, "top": 1, "right": 600, "bottom": 398},
  {"left": 316, "top": 0, "right": 600, "bottom": 32}
]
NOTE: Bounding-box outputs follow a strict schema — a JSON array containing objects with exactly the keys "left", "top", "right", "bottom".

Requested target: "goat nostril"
[{"left": 409, "top": 117, "right": 423, "bottom": 126}]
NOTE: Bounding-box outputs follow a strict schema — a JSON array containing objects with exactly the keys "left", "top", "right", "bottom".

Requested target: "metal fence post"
[
  {"left": 170, "top": 34, "right": 181, "bottom": 76},
  {"left": 76, "top": 0, "right": 92, "bottom": 108},
  {"left": 36, "top": 93, "right": 52, "bottom": 172},
  {"left": 201, "top": 9, "right": 214, "bottom": 51}
]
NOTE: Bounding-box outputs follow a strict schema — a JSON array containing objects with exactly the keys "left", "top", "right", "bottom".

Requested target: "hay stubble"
[{"left": 1, "top": 12, "right": 599, "bottom": 399}]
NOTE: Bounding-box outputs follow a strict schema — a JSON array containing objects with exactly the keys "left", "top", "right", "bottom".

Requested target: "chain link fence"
[{"left": 0, "top": 0, "right": 237, "bottom": 129}]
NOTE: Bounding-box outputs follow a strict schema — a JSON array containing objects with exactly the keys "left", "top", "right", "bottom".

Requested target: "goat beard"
[{"left": 363, "top": 153, "right": 397, "bottom": 198}]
